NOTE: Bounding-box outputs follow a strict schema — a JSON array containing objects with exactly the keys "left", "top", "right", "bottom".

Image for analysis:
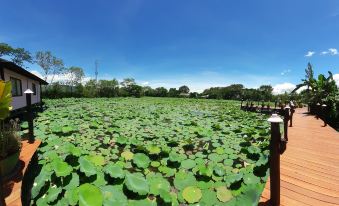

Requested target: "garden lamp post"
[
  {"left": 268, "top": 114, "right": 283, "bottom": 206},
  {"left": 316, "top": 103, "right": 320, "bottom": 119},
  {"left": 322, "top": 104, "right": 327, "bottom": 127},
  {"left": 25, "top": 89, "right": 34, "bottom": 143},
  {"left": 284, "top": 105, "right": 290, "bottom": 141}
]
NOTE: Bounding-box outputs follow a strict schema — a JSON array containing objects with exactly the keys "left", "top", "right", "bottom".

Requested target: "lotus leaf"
[
  {"left": 182, "top": 186, "right": 202, "bottom": 203},
  {"left": 181, "top": 159, "right": 196, "bottom": 169},
  {"left": 101, "top": 185, "right": 128, "bottom": 206},
  {"left": 121, "top": 150, "right": 134, "bottom": 160},
  {"left": 54, "top": 160, "right": 72, "bottom": 177},
  {"left": 79, "top": 156, "right": 97, "bottom": 176},
  {"left": 216, "top": 186, "right": 233, "bottom": 202},
  {"left": 133, "top": 153, "right": 151, "bottom": 168},
  {"left": 79, "top": 183, "right": 103, "bottom": 206},
  {"left": 46, "top": 186, "right": 62, "bottom": 203},
  {"left": 124, "top": 173, "right": 150, "bottom": 195},
  {"left": 88, "top": 154, "right": 105, "bottom": 166},
  {"left": 104, "top": 163, "right": 125, "bottom": 179}
]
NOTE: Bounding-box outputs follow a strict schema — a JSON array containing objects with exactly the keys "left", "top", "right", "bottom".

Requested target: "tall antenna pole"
[{"left": 95, "top": 60, "right": 98, "bottom": 83}]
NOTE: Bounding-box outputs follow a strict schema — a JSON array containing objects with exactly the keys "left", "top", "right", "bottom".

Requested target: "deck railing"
[{"left": 241, "top": 100, "right": 294, "bottom": 206}]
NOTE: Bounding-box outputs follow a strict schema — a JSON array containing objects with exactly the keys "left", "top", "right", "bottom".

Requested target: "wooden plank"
[
  {"left": 2, "top": 140, "right": 41, "bottom": 206},
  {"left": 260, "top": 108, "right": 339, "bottom": 205}
]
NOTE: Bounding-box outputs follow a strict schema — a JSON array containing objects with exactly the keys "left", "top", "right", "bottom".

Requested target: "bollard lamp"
[
  {"left": 24, "top": 89, "right": 34, "bottom": 94},
  {"left": 268, "top": 113, "right": 283, "bottom": 123}
]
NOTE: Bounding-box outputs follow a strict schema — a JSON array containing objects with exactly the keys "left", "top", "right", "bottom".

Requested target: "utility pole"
[{"left": 95, "top": 60, "right": 98, "bottom": 83}]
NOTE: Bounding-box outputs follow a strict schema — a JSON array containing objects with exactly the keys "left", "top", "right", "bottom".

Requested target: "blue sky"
[{"left": 1, "top": 0, "right": 339, "bottom": 92}]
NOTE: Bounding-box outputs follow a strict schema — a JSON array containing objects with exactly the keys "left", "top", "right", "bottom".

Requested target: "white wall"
[{"left": 3, "top": 68, "right": 41, "bottom": 110}]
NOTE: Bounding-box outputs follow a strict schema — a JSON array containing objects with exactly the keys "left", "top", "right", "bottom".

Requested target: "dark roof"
[{"left": 0, "top": 58, "right": 48, "bottom": 85}]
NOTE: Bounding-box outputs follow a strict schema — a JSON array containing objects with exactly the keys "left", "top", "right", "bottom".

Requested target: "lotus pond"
[{"left": 27, "top": 97, "right": 270, "bottom": 206}]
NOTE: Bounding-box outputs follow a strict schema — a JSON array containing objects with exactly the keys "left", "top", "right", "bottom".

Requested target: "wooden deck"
[
  {"left": 260, "top": 108, "right": 339, "bottom": 206},
  {"left": 2, "top": 140, "right": 41, "bottom": 206}
]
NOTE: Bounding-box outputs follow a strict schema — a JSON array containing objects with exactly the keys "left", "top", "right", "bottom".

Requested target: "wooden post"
[
  {"left": 0, "top": 175, "right": 5, "bottom": 206},
  {"left": 284, "top": 106, "right": 290, "bottom": 141},
  {"left": 268, "top": 114, "right": 283, "bottom": 206},
  {"left": 25, "top": 89, "right": 34, "bottom": 143},
  {"left": 289, "top": 107, "right": 295, "bottom": 127},
  {"left": 316, "top": 103, "right": 320, "bottom": 119},
  {"left": 321, "top": 104, "right": 327, "bottom": 127}
]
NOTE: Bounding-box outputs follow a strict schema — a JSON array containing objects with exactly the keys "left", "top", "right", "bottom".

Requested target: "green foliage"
[
  {"left": 30, "top": 98, "right": 270, "bottom": 205},
  {"left": 182, "top": 186, "right": 202, "bottom": 203},
  {"left": 0, "top": 42, "right": 33, "bottom": 66},
  {"left": 293, "top": 63, "right": 338, "bottom": 127},
  {"left": 133, "top": 153, "right": 151, "bottom": 169},
  {"left": 124, "top": 173, "right": 150, "bottom": 195},
  {"left": 78, "top": 183, "right": 103, "bottom": 206}
]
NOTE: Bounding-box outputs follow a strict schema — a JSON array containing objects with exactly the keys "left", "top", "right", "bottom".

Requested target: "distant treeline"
[{"left": 42, "top": 78, "right": 304, "bottom": 104}]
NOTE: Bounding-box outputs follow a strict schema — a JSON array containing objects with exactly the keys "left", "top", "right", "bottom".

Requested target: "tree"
[
  {"left": 258, "top": 85, "right": 273, "bottom": 101},
  {"left": 98, "top": 79, "right": 119, "bottom": 97},
  {"left": 129, "top": 84, "right": 143, "bottom": 98},
  {"left": 0, "top": 43, "right": 13, "bottom": 56},
  {"left": 154, "top": 87, "right": 168, "bottom": 97},
  {"left": 67, "top": 67, "right": 85, "bottom": 85},
  {"left": 120, "top": 78, "right": 138, "bottom": 96},
  {"left": 179, "top": 85, "right": 190, "bottom": 94},
  {"left": 35, "top": 51, "right": 64, "bottom": 83},
  {"left": 143, "top": 86, "right": 155, "bottom": 96},
  {"left": 292, "top": 63, "right": 338, "bottom": 127},
  {"left": 0, "top": 42, "right": 33, "bottom": 66},
  {"left": 83, "top": 80, "right": 98, "bottom": 98},
  {"left": 120, "top": 78, "right": 136, "bottom": 87},
  {"left": 66, "top": 67, "right": 85, "bottom": 93},
  {"left": 168, "top": 88, "right": 179, "bottom": 97}
]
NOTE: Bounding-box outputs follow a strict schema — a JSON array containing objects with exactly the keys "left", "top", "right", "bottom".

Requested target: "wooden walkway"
[
  {"left": 260, "top": 108, "right": 339, "bottom": 206},
  {"left": 2, "top": 140, "right": 41, "bottom": 206}
]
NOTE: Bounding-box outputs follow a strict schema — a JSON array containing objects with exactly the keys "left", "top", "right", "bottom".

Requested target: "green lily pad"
[
  {"left": 124, "top": 173, "right": 149, "bottom": 195},
  {"left": 79, "top": 156, "right": 97, "bottom": 176},
  {"left": 182, "top": 186, "right": 202, "bottom": 203},
  {"left": 216, "top": 186, "right": 233, "bottom": 202},
  {"left": 181, "top": 159, "right": 196, "bottom": 169},
  {"left": 87, "top": 155, "right": 105, "bottom": 166},
  {"left": 243, "top": 173, "right": 260, "bottom": 185},
  {"left": 104, "top": 163, "right": 125, "bottom": 179},
  {"left": 147, "top": 145, "right": 161, "bottom": 154},
  {"left": 79, "top": 183, "right": 103, "bottom": 206},
  {"left": 121, "top": 150, "right": 134, "bottom": 161},
  {"left": 54, "top": 160, "right": 72, "bottom": 177},
  {"left": 148, "top": 174, "right": 171, "bottom": 195},
  {"left": 101, "top": 185, "right": 128, "bottom": 206},
  {"left": 133, "top": 153, "right": 151, "bottom": 169}
]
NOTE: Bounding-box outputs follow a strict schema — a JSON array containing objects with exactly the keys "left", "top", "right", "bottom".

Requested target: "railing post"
[
  {"left": 321, "top": 104, "right": 327, "bottom": 127},
  {"left": 25, "top": 89, "right": 34, "bottom": 143},
  {"left": 268, "top": 114, "right": 283, "bottom": 206},
  {"left": 284, "top": 106, "right": 290, "bottom": 141},
  {"left": 316, "top": 103, "right": 320, "bottom": 119}
]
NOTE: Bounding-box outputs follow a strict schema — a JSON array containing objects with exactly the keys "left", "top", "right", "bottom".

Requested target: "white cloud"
[
  {"left": 30, "top": 70, "right": 91, "bottom": 84},
  {"left": 321, "top": 48, "right": 338, "bottom": 56},
  {"left": 305, "top": 51, "right": 315, "bottom": 57},
  {"left": 328, "top": 48, "right": 338, "bottom": 55},
  {"left": 140, "top": 81, "right": 149, "bottom": 86},
  {"left": 334, "top": 74, "right": 339, "bottom": 86},
  {"left": 272, "top": 83, "right": 296, "bottom": 95},
  {"left": 280, "top": 69, "right": 291, "bottom": 76}
]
